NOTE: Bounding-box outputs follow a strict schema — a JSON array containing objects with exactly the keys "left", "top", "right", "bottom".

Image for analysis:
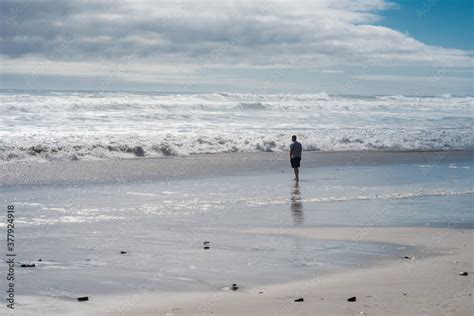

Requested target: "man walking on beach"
[{"left": 290, "top": 135, "right": 302, "bottom": 181}]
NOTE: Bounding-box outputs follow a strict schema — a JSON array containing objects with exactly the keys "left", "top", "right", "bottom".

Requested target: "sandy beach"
[
  {"left": 1, "top": 151, "right": 473, "bottom": 315},
  {"left": 100, "top": 227, "right": 473, "bottom": 316},
  {"left": 2, "top": 0, "right": 473, "bottom": 315},
  {"left": 11, "top": 227, "right": 473, "bottom": 315}
]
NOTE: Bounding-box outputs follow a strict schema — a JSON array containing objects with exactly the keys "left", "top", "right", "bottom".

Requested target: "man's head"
[{"left": 292, "top": 135, "right": 297, "bottom": 142}]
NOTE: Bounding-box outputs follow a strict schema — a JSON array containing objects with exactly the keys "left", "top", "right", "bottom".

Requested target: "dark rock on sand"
[
  {"left": 403, "top": 256, "right": 415, "bottom": 260},
  {"left": 120, "top": 251, "right": 127, "bottom": 254},
  {"left": 20, "top": 263, "right": 35, "bottom": 267},
  {"left": 294, "top": 298, "right": 304, "bottom": 302},
  {"left": 37, "top": 259, "right": 42, "bottom": 262},
  {"left": 203, "top": 241, "right": 210, "bottom": 245},
  {"left": 347, "top": 296, "right": 357, "bottom": 302},
  {"left": 231, "top": 284, "right": 238, "bottom": 291},
  {"left": 77, "top": 296, "right": 89, "bottom": 302},
  {"left": 458, "top": 272, "right": 468, "bottom": 276},
  {"left": 204, "top": 246, "right": 210, "bottom": 250}
]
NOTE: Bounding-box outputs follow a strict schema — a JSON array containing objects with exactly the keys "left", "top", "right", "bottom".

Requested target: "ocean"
[{"left": 1, "top": 89, "right": 473, "bottom": 162}]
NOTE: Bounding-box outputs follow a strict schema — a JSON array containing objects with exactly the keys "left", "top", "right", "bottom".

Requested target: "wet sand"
[
  {"left": 117, "top": 227, "right": 474, "bottom": 316},
  {"left": 1, "top": 151, "right": 473, "bottom": 315},
  {"left": 1, "top": 150, "right": 472, "bottom": 187},
  {"left": 15, "top": 227, "right": 473, "bottom": 316}
]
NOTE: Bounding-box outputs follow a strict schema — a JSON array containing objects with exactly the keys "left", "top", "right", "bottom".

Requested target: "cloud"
[{"left": 0, "top": 0, "right": 472, "bottom": 91}]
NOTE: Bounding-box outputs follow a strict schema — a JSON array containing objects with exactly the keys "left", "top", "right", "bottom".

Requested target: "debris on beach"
[
  {"left": 204, "top": 246, "right": 210, "bottom": 250},
  {"left": 77, "top": 296, "right": 89, "bottom": 302},
  {"left": 294, "top": 298, "right": 304, "bottom": 302},
  {"left": 403, "top": 256, "right": 415, "bottom": 260},
  {"left": 20, "top": 263, "right": 35, "bottom": 267},
  {"left": 203, "top": 241, "right": 210, "bottom": 245},
  {"left": 258, "top": 291, "right": 263, "bottom": 294},
  {"left": 120, "top": 251, "right": 127, "bottom": 254},
  {"left": 37, "top": 259, "right": 42, "bottom": 262},
  {"left": 458, "top": 272, "right": 468, "bottom": 276},
  {"left": 347, "top": 296, "right": 357, "bottom": 302}
]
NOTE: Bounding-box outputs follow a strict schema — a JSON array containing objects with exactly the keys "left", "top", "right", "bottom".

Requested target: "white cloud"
[{"left": 0, "top": 0, "right": 472, "bottom": 93}]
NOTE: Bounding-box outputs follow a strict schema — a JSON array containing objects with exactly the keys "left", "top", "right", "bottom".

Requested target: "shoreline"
[{"left": 2, "top": 150, "right": 472, "bottom": 187}]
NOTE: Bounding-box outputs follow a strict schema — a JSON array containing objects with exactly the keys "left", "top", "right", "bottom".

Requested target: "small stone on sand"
[
  {"left": 294, "top": 298, "right": 304, "bottom": 302},
  {"left": 347, "top": 296, "right": 357, "bottom": 302},
  {"left": 458, "top": 271, "right": 468, "bottom": 276},
  {"left": 120, "top": 251, "right": 127, "bottom": 254},
  {"left": 77, "top": 296, "right": 89, "bottom": 302},
  {"left": 231, "top": 284, "right": 238, "bottom": 291},
  {"left": 204, "top": 246, "right": 210, "bottom": 250},
  {"left": 20, "top": 263, "right": 35, "bottom": 267}
]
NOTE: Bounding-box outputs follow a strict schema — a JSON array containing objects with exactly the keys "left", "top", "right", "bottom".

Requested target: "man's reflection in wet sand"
[{"left": 291, "top": 181, "right": 304, "bottom": 224}]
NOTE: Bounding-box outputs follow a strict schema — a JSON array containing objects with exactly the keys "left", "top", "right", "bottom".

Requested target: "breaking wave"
[{"left": 1, "top": 90, "right": 473, "bottom": 162}]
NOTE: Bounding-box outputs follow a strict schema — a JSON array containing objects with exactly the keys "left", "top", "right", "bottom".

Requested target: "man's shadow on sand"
[{"left": 291, "top": 181, "right": 304, "bottom": 224}]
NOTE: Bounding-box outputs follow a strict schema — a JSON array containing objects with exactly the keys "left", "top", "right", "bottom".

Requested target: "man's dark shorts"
[{"left": 290, "top": 157, "right": 301, "bottom": 168}]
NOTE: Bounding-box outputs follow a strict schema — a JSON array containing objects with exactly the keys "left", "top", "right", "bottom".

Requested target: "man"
[{"left": 289, "top": 135, "right": 302, "bottom": 181}]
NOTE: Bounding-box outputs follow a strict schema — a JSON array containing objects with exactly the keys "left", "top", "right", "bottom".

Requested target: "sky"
[{"left": 0, "top": 0, "right": 473, "bottom": 95}]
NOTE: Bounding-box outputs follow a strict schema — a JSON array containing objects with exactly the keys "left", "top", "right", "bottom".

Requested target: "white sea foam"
[{"left": 1, "top": 90, "right": 473, "bottom": 162}]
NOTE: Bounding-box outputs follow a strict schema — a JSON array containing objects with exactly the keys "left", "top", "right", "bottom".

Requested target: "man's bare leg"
[{"left": 293, "top": 168, "right": 299, "bottom": 181}]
